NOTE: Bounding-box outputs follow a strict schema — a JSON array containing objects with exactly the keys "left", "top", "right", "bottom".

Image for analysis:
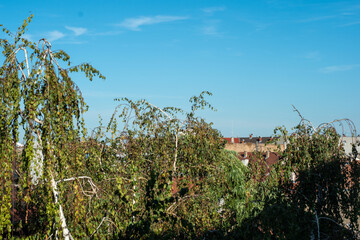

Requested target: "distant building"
[
  {"left": 223, "top": 135, "right": 285, "bottom": 153},
  {"left": 237, "top": 151, "right": 280, "bottom": 172},
  {"left": 340, "top": 136, "right": 360, "bottom": 159}
]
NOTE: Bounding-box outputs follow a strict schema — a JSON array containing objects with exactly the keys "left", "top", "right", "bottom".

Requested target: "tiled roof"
[
  {"left": 223, "top": 137, "right": 275, "bottom": 144},
  {"left": 237, "top": 151, "right": 280, "bottom": 166}
]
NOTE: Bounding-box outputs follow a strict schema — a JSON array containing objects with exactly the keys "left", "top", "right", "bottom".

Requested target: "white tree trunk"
[{"left": 51, "top": 177, "right": 71, "bottom": 240}]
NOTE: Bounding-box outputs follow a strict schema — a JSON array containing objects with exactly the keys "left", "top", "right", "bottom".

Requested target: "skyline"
[{"left": 1, "top": 0, "right": 359, "bottom": 137}]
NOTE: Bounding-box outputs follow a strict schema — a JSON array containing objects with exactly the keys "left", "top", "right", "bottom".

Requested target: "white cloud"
[
  {"left": 65, "top": 26, "right": 87, "bottom": 36},
  {"left": 202, "top": 6, "right": 226, "bottom": 14},
  {"left": 202, "top": 25, "right": 219, "bottom": 35},
  {"left": 46, "top": 30, "right": 65, "bottom": 42},
  {"left": 117, "top": 15, "right": 188, "bottom": 31},
  {"left": 319, "top": 64, "right": 360, "bottom": 73}
]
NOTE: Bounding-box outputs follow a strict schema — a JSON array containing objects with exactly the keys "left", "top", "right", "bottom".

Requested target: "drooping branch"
[
  {"left": 145, "top": 102, "right": 181, "bottom": 172},
  {"left": 16, "top": 59, "right": 27, "bottom": 82},
  {"left": 146, "top": 102, "right": 172, "bottom": 121},
  {"left": 292, "top": 105, "right": 316, "bottom": 132},
  {"left": 1, "top": 17, "right": 106, "bottom": 239},
  {"left": 56, "top": 176, "right": 99, "bottom": 198},
  {"left": 89, "top": 217, "right": 117, "bottom": 238}
]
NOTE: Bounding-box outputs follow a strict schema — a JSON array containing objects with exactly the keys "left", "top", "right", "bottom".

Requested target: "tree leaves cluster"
[
  {"left": 0, "top": 16, "right": 104, "bottom": 239},
  {"left": 1, "top": 17, "right": 359, "bottom": 239}
]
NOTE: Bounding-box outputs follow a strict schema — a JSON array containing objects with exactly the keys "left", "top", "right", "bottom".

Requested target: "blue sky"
[{"left": 1, "top": 0, "right": 360, "bottom": 137}]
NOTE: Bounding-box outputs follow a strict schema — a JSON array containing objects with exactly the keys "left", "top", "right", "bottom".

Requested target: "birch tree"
[{"left": 0, "top": 15, "right": 104, "bottom": 239}]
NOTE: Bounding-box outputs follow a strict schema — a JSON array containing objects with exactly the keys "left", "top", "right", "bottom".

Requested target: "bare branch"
[
  {"left": 20, "top": 47, "right": 30, "bottom": 77},
  {"left": 88, "top": 217, "right": 117, "bottom": 238},
  {"left": 57, "top": 176, "right": 99, "bottom": 198},
  {"left": 34, "top": 116, "right": 44, "bottom": 125},
  {"left": 17, "top": 63, "right": 27, "bottom": 82},
  {"left": 146, "top": 101, "right": 172, "bottom": 120},
  {"left": 57, "top": 176, "right": 94, "bottom": 183},
  {"left": 317, "top": 118, "right": 357, "bottom": 136},
  {"left": 167, "top": 194, "right": 200, "bottom": 213},
  {"left": 6, "top": 47, "right": 21, "bottom": 63},
  {"left": 292, "top": 105, "right": 316, "bottom": 132}
]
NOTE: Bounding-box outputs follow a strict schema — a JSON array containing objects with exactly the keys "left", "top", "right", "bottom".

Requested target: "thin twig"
[
  {"left": 292, "top": 105, "right": 316, "bottom": 132},
  {"left": 146, "top": 102, "right": 172, "bottom": 120},
  {"left": 57, "top": 176, "right": 99, "bottom": 198},
  {"left": 89, "top": 217, "right": 107, "bottom": 238},
  {"left": 318, "top": 217, "right": 347, "bottom": 230}
]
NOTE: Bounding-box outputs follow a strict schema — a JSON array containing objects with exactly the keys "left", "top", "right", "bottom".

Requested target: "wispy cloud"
[
  {"left": 254, "top": 23, "right": 271, "bottom": 32},
  {"left": 60, "top": 41, "right": 87, "bottom": 45},
  {"left": 90, "top": 30, "right": 123, "bottom": 36},
  {"left": 304, "top": 51, "right": 321, "bottom": 61},
  {"left": 202, "top": 6, "right": 226, "bottom": 14},
  {"left": 65, "top": 26, "right": 87, "bottom": 36},
  {"left": 297, "top": 15, "right": 337, "bottom": 23},
  {"left": 117, "top": 15, "right": 188, "bottom": 31},
  {"left": 237, "top": 17, "right": 271, "bottom": 33},
  {"left": 202, "top": 25, "right": 219, "bottom": 35},
  {"left": 340, "top": 4, "right": 360, "bottom": 15},
  {"left": 340, "top": 21, "right": 360, "bottom": 27},
  {"left": 341, "top": 12, "right": 356, "bottom": 16},
  {"left": 46, "top": 30, "right": 65, "bottom": 41},
  {"left": 319, "top": 64, "right": 360, "bottom": 73},
  {"left": 21, "top": 33, "right": 33, "bottom": 42},
  {"left": 201, "top": 19, "right": 222, "bottom": 36}
]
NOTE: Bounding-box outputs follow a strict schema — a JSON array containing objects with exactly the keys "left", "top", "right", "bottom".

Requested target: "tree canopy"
[{"left": 0, "top": 16, "right": 359, "bottom": 240}]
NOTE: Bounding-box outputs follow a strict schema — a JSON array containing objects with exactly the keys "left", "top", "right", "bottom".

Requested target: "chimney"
[
  {"left": 241, "top": 159, "right": 249, "bottom": 167},
  {"left": 259, "top": 136, "right": 262, "bottom": 142},
  {"left": 231, "top": 137, "right": 234, "bottom": 144},
  {"left": 249, "top": 134, "right": 253, "bottom": 139}
]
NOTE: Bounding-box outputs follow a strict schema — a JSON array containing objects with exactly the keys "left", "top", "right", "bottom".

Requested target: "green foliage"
[
  {"left": 209, "top": 150, "right": 259, "bottom": 224},
  {"left": 1, "top": 16, "right": 359, "bottom": 240},
  {"left": 77, "top": 94, "right": 228, "bottom": 239},
  {"left": 274, "top": 122, "right": 360, "bottom": 239},
  {"left": 0, "top": 16, "right": 104, "bottom": 239}
]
